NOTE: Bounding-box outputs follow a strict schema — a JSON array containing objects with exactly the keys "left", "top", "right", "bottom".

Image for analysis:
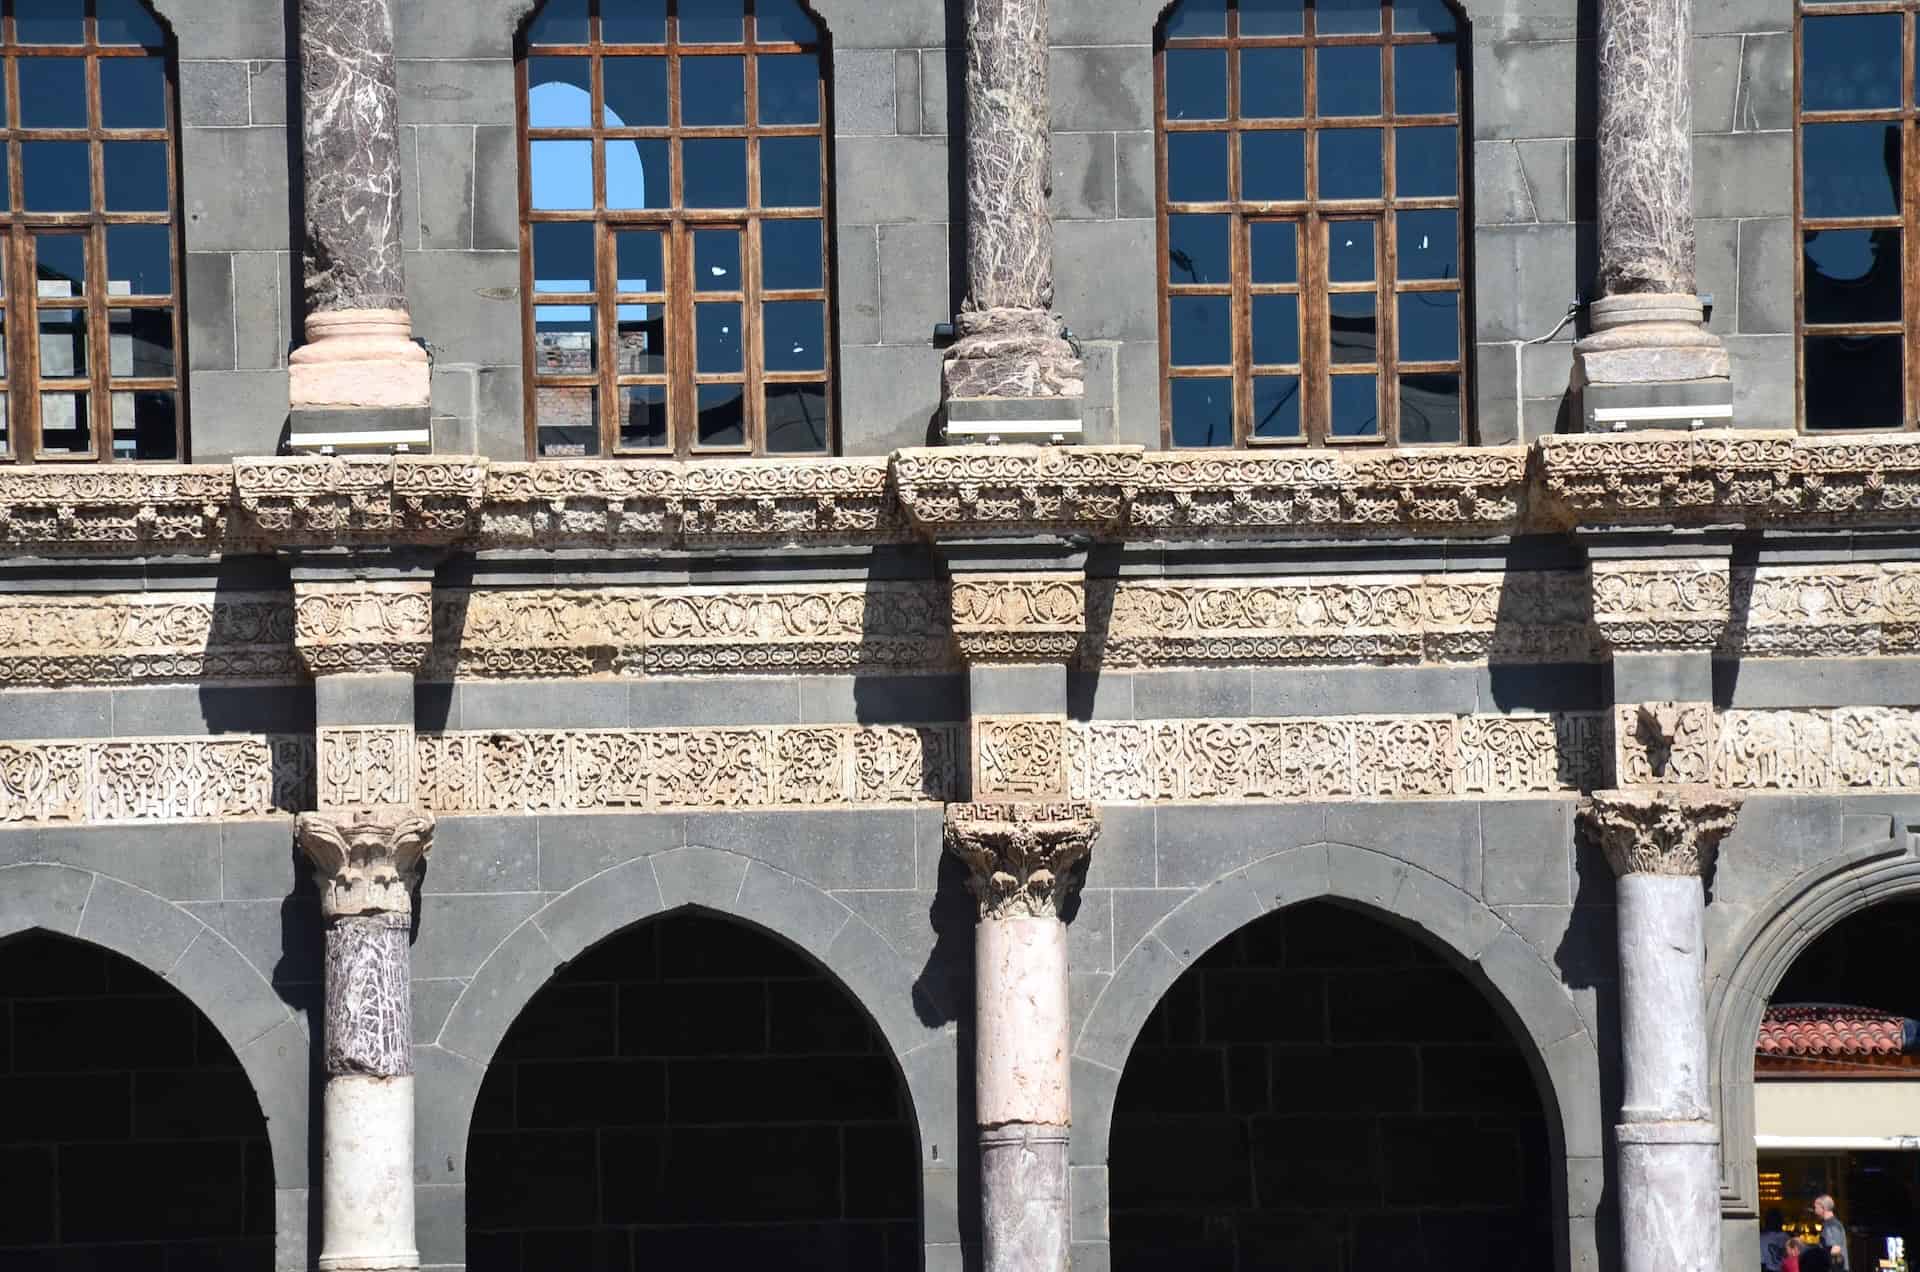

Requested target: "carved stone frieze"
[
  {"left": 950, "top": 574, "right": 1087, "bottom": 664},
  {"left": 0, "top": 735, "right": 312, "bottom": 824},
  {"left": 318, "top": 726, "right": 414, "bottom": 807},
  {"left": 0, "top": 465, "right": 232, "bottom": 554},
  {"left": 294, "top": 581, "right": 433, "bottom": 675},
  {"left": 234, "top": 455, "right": 486, "bottom": 544},
  {"left": 296, "top": 803, "right": 434, "bottom": 918},
  {"left": 973, "top": 716, "right": 1069, "bottom": 798},
  {"left": 1580, "top": 786, "right": 1743, "bottom": 878},
  {"left": 413, "top": 725, "right": 961, "bottom": 813},
  {"left": 1589, "top": 558, "right": 1731, "bottom": 653},
  {"left": 1614, "top": 701, "right": 1717, "bottom": 786},
  {"left": 0, "top": 592, "right": 298, "bottom": 685},
  {"left": 1722, "top": 564, "right": 1920, "bottom": 657},
  {"left": 944, "top": 801, "right": 1100, "bottom": 920},
  {"left": 893, "top": 446, "right": 1141, "bottom": 535}
]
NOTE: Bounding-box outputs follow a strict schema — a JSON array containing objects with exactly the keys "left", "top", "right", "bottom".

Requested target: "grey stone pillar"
[
  {"left": 290, "top": 0, "right": 430, "bottom": 450},
  {"left": 943, "top": 0, "right": 1084, "bottom": 439},
  {"left": 1573, "top": 0, "right": 1729, "bottom": 427},
  {"left": 946, "top": 802, "right": 1100, "bottom": 1272},
  {"left": 1582, "top": 788, "right": 1743, "bottom": 1272},
  {"left": 293, "top": 571, "right": 436, "bottom": 1272}
]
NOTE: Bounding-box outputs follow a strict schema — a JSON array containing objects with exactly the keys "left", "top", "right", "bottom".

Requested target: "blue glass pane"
[
  {"left": 759, "top": 135, "right": 820, "bottom": 207},
  {"left": 681, "top": 0, "right": 744, "bottom": 43},
  {"left": 1329, "top": 294, "right": 1376, "bottom": 364},
  {"left": 1399, "top": 372, "right": 1460, "bottom": 442},
  {"left": 1804, "top": 228, "right": 1901, "bottom": 326},
  {"left": 1253, "top": 294, "right": 1300, "bottom": 366},
  {"left": 605, "top": 137, "right": 670, "bottom": 208},
  {"left": 1397, "top": 291, "right": 1459, "bottom": 362},
  {"left": 1393, "top": 0, "right": 1457, "bottom": 34},
  {"left": 695, "top": 229, "right": 741, "bottom": 292},
  {"left": 1316, "top": 0, "right": 1380, "bottom": 34},
  {"left": 1394, "top": 125, "right": 1455, "bottom": 197},
  {"left": 1320, "top": 128, "right": 1382, "bottom": 199},
  {"left": 616, "top": 230, "right": 663, "bottom": 292},
  {"left": 1168, "top": 132, "right": 1231, "bottom": 203},
  {"left": 1167, "top": 49, "right": 1228, "bottom": 121},
  {"left": 1395, "top": 43, "right": 1457, "bottom": 115},
  {"left": 18, "top": 59, "right": 85, "bottom": 128},
  {"left": 14, "top": 0, "right": 82, "bottom": 44},
  {"left": 1164, "top": 0, "right": 1227, "bottom": 38},
  {"left": 1251, "top": 221, "right": 1297, "bottom": 283},
  {"left": 696, "top": 302, "right": 743, "bottom": 373},
  {"left": 697, "top": 384, "right": 746, "bottom": 446},
  {"left": 531, "top": 139, "right": 593, "bottom": 210},
  {"left": 601, "top": 0, "right": 665, "bottom": 43},
  {"left": 1253, "top": 376, "right": 1302, "bottom": 439},
  {"left": 1171, "top": 378, "right": 1234, "bottom": 447},
  {"left": 107, "top": 225, "right": 170, "bottom": 295},
  {"left": 104, "top": 142, "right": 168, "bottom": 211},
  {"left": 1330, "top": 374, "right": 1379, "bottom": 435},
  {"left": 620, "top": 385, "right": 668, "bottom": 450},
  {"left": 36, "top": 235, "right": 83, "bottom": 295},
  {"left": 528, "top": 57, "right": 592, "bottom": 127},
  {"left": 765, "top": 385, "right": 829, "bottom": 453},
  {"left": 682, "top": 55, "right": 746, "bottom": 125},
  {"left": 534, "top": 222, "right": 596, "bottom": 293},
  {"left": 1803, "top": 122, "right": 1901, "bottom": 218},
  {"left": 1396, "top": 209, "right": 1457, "bottom": 280},
  {"left": 1240, "top": 0, "right": 1304, "bottom": 34},
  {"left": 1804, "top": 335, "right": 1903, "bottom": 430},
  {"left": 602, "top": 55, "right": 669, "bottom": 127},
  {"left": 1241, "top": 48, "right": 1304, "bottom": 119},
  {"left": 527, "top": 0, "right": 589, "bottom": 44},
  {"left": 762, "top": 219, "right": 824, "bottom": 290},
  {"left": 1166, "top": 214, "right": 1231, "bottom": 285},
  {"left": 1327, "top": 220, "right": 1373, "bottom": 281},
  {"left": 1242, "top": 131, "right": 1305, "bottom": 201},
  {"left": 755, "top": 0, "right": 819, "bottom": 43},
  {"left": 1802, "top": 15, "right": 1901, "bottom": 111},
  {"left": 96, "top": 0, "right": 164, "bottom": 45},
  {"left": 1317, "top": 46, "right": 1381, "bottom": 116},
  {"left": 764, "top": 300, "right": 825, "bottom": 372},
  {"left": 101, "top": 58, "right": 167, "bottom": 129},
  {"left": 758, "top": 53, "right": 821, "bottom": 124},
  {"left": 1170, "top": 295, "right": 1232, "bottom": 367},
  {"left": 23, "top": 142, "right": 89, "bottom": 212}
]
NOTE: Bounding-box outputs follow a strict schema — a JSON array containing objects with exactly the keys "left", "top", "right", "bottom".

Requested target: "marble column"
[
  {"left": 946, "top": 802, "right": 1100, "bottom": 1272},
  {"left": 296, "top": 806, "right": 435, "bottom": 1272},
  {"left": 1581, "top": 787, "right": 1743, "bottom": 1272},
  {"left": 1573, "top": 0, "right": 1728, "bottom": 422},
  {"left": 291, "top": 0, "right": 430, "bottom": 443},
  {"left": 944, "top": 0, "right": 1083, "bottom": 431}
]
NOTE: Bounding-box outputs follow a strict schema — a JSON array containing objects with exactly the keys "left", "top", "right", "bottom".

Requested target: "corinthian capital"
[
  {"left": 1580, "top": 786, "right": 1742, "bottom": 879},
  {"left": 293, "top": 580, "right": 433, "bottom": 676},
  {"left": 296, "top": 804, "right": 435, "bottom": 918},
  {"left": 945, "top": 801, "right": 1099, "bottom": 919}
]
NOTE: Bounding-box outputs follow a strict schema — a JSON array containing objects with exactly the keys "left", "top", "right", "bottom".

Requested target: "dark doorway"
[
  {"left": 0, "top": 930, "right": 275, "bottom": 1270},
  {"left": 1110, "top": 901, "right": 1554, "bottom": 1272},
  {"left": 466, "top": 911, "right": 919, "bottom": 1270}
]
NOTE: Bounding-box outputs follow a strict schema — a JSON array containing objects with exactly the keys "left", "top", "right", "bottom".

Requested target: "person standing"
[
  {"left": 1802, "top": 1195, "right": 1849, "bottom": 1272},
  {"left": 1764, "top": 1210, "right": 1791, "bottom": 1272}
]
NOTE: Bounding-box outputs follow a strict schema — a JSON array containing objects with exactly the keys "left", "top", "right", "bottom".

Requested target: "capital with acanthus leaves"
[
  {"left": 944, "top": 801, "right": 1099, "bottom": 919},
  {"left": 296, "top": 804, "right": 435, "bottom": 918},
  {"left": 1579, "top": 785, "right": 1742, "bottom": 880}
]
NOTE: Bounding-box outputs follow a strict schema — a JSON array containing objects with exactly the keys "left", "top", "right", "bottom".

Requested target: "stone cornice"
[
  {"left": 10, "top": 433, "right": 1920, "bottom": 558},
  {"left": 1579, "top": 786, "right": 1743, "bottom": 879},
  {"left": 944, "top": 801, "right": 1101, "bottom": 920},
  {"left": 296, "top": 803, "right": 435, "bottom": 918}
]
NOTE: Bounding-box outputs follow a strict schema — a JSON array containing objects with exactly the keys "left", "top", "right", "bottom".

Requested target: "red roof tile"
[{"left": 1759, "top": 1004, "right": 1911, "bottom": 1058}]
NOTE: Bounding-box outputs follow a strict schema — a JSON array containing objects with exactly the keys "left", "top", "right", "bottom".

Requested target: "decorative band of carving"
[
  {"left": 0, "top": 736, "right": 313, "bottom": 825},
  {"left": 950, "top": 574, "right": 1087, "bottom": 665},
  {"left": 318, "top": 726, "right": 414, "bottom": 807},
  {"left": 294, "top": 581, "right": 433, "bottom": 676},
  {"left": 0, "top": 592, "right": 297, "bottom": 685},
  {"left": 1723, "top": 563, "right": 1920, "bottom": 658},
  {"left": 944, "top": 801, "right": 1101, "bottom": 919},
  {"left": 1590, "top": 559, "right": 1732, "bottom": 653},
  {"left": 297, "top": 804, "right": 434, "bottom": 919},
  {"left": 894, "top": 447, "right": 1139, "bottom": 535},
  {"left": 974, "top": 716, "right": 1068, "bottom": 799},
  {"left": 1579, "top": 786, "right": 1743, "bottom": 878}
]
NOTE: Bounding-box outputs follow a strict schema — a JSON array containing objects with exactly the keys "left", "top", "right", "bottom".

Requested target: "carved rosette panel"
[
  {"left": 294, "top": 581, "right": 433, "bottom": 675},
  {"left": 1580, "top": 786, "right": 1742, "bottom": 878},
  {"left": 944, "top": 800, "right": 1100, "bottom": 920},
  {"left": 0, "top": 592, "right": 298, "bottom": 685},
  {"left": 412, "top": 726, "right": 960, "bottom": 814},
  {"left": 318, "top": 726, "right": 413, "bottom": 807},
  {"left": 0, "top": 465, "right": 232, "bottom": 554},
  {"left": 973, "top": 716, "right": 1069, "bottom": 798},
  {"left": 1590, "top": 559, "right": 1731, "bottom": 653},
  {"left": 950, "top": 574, "right": 1087, "bottom": 664},
  {"left": 0, "top": 736, "right": 313, "bottom": 825},
  {"left": 893, "top": 446, "right": 1141, "bottom": 535},
  {"left": 1612, "top": 701, "right": 1717, "bottom": 787},
  {"left": 325, "top": 913, "right": 413, "bottom": 1077},
  {"left": 296, "top": 804, "right": 434, "bottom": 918}
]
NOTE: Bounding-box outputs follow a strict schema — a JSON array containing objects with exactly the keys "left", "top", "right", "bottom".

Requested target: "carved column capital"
[
  {"left": 945, "top": 801, "right": 1099, "bottom": 919},
  {"left": 293, "top": 580, "right": 433, "bottom": 675},
  {"left": 296, "top": 804, "right": 435, "bottom": 918},
  {"left": 949, "top": 572, "right": 1087, "bottom": 664},
  {"left": 1579, "top": 786, "right": 1742, "bottom": 878},
  {"left": 1588, "top": 556, "right": 1732, "bottom": 653}
]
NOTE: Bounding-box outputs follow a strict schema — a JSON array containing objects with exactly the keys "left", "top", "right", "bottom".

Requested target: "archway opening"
[
  {"left": 1755, "top": 899, "right": 1920, "bottom": 1270},
  {"left": 0, "top": 930, "right": 274, "bottom": 1267},
  {"left": 466, "top": 910, "right": 919, "bottom": 1270},
  {"left": 1109, "top": 901, "right": 1554, "bottom": 1271}
]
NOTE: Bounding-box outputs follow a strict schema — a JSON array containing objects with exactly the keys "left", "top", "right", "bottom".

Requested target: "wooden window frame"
[
  {"left": 517, "top": 0, "right": 836, "bottom": 460},
  {"left": 1155, "top": 0, "right": 1469, "bottom": 448},
  {"left": 1794, "top": 0, "right": 1920, "bottom": 432},
  {"left": 0, "top": 0, "right": 184, "bottom": 466}
]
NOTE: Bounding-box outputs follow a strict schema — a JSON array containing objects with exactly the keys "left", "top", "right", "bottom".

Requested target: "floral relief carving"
[
  {"left": 1580, "top": 786, "right": 1743, "bottom": 879},
  {"left": 973, "top": 716, "right": 1069, "bottom": 798},
  {"left": 949, "top": 574, "right": 1087, "bottom": 663},
  {"left": 1613, "top": 701, "right": 1717, "bottom": 787},
  {"left": 0, "top": 736, "right": 312, "bottom": 825},
  {"left": 0, "top": 592, "right": 298, "bottom": 685},
  {"left": 944, "top": 801, "right": 1101, "bottom": 920},
  {"left": 893, "top": 446, "right": 1141, "bottom": 535},
  {"left": 1589, "top": 558, "right": 1732, "bottom": 652},
  {"left": 294, "top": 581, "right": 434, "bottom": 675}
]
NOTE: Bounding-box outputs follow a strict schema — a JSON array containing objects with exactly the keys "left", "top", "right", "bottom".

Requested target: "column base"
[
  {"left": 1616, "top": 1120, "right": 1721, "bottom": 1272},
  {"left": 290, "top": 308, "right": 432, "bottom": 416},
  {"left": 1574, "top": 294, "right": 1731, "bottom": 432},
  {"left": 943, "top": 307, "right": 1085, "bottom": 403},
  {"left": 979, "top": 1123, "right": 1070, "bottom": 1272}
]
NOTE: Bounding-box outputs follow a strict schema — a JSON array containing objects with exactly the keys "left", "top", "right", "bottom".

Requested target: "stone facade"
[{"left": 0, "top": 3, "right": 1906, "bottom": 1272}]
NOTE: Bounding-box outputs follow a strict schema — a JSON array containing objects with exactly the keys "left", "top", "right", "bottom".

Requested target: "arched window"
[
  {"left": 1156, "top": 0, "right": 1465, "bottom": 447},
  {"left": 519, "top": 0, "right": 833, "bottom": 459},
  {"left": 1796, "top": 1, "right": 1912, "bottom": 430},
  {"left": 0, "top": 0, "right": 181, "bottom": 464}
]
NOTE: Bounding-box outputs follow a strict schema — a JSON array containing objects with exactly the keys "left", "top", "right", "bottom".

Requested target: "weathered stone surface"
[
  {"left": 1595, "top": 0, "right": 1696, "bottom": 297},
  {"left": 296, "top": 803, "right": 435, "bottom": 918},
  {"left": 1579, "top": 786, "right": 1741, "bottom": 878},
  {"left": 980, "top": 1124, "right": 1070, "bottom": 1272},
  {"left": 325, "top": 912, "right": 413, "bottom": 1077},
  {"left": 946, "top": 801, "right": 1099, "bottom": 919}
]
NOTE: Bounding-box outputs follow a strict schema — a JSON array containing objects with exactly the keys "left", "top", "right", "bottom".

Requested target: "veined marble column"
[
  {"left": 946, "top": 802, "right": 1100, "bottom": 1272},
  {"left": 297, "top": 806, "right": 435, "bottom": 1272},
  {"left": 291, "top": 0, "right": 430, "bottom": 443},
  {"left": 1573, "top": 0, "right": 1728, "bottom": 422},
  {"left": 1582, "top": 787, "right": 1743, "bottom": 1272},
  {"left": 944, "top": 0, "right": 1083, "bottom": 428}
]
